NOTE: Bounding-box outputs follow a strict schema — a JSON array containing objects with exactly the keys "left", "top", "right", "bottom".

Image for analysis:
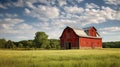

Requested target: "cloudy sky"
[{"left": 0, "top": 0, "right": 120, "bottom": 42}]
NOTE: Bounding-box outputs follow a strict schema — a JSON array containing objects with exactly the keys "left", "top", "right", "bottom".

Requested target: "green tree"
[
  {"left": 49, "top": 39, "right": 60, "bottom": 49},
  {"left": 102, "top": 41, "right": 120, "bottom": 48},
  {"left": 0, "top": 39, "right": 6, "bottom": 48},
  {"left": 19, "top": 40, "right": 28, "bottom": 48},
  {"left": 5, "top": 40, "right": 15, "bottom": 49},
  {"left": 45, "top": 44, "right": 51, "bottom": 49},
  {"left": 18, "top": 43, "right": 23, "bottom": 48},
  {"left": 33, "top": 32, "right": 49, "bottom": 48},
  {"left": 27, "top": 40, "right": 33, "bottom": 48}
]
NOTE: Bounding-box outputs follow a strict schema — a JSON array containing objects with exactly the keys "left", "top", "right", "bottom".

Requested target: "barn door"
[
  {"left": 66, "top": 42, "right": 71, "bottom": 49},
  {"left": 68, "top": 42, "right": 71, "bottom": 49}
]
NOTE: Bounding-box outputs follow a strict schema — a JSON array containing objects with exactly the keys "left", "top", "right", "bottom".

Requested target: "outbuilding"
[{"left": 60, "top": 26, "right": 102, "bottom": 49}]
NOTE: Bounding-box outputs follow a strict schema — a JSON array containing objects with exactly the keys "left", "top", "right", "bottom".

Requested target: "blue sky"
[{"left": 0, "top": 0, "right": 120, "bottom": 42}]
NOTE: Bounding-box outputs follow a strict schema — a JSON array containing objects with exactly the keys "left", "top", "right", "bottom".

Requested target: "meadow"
[{"left": 0, "top": 48, "right": 120, "bottom": 67}]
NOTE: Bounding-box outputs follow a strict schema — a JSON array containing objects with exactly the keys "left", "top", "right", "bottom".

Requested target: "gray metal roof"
[
  {"left": 83, "top": 26, "right": 97, "bottom": 31},
  {"left": 68, "top": 26, "right": 101, "bottom": 38}
]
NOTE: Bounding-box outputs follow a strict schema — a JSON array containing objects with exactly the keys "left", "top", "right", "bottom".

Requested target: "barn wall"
[
  {"left": 79, "top": 37, "right": 102, "bottom": 48},
  {"left": 60, "top": 27, "right": 79, "bottom": 49},
  {"left": 88, "top": 27, "right": 97, "bottom": 37},
  {"left": 60, "top": 26, "right": 102, "bottom": 49}
]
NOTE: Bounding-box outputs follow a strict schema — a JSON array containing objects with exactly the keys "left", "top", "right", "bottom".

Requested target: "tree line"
[
  {"left": 0, "top": 31, "right": 120, "bottom": 49},
  {"left": 102, "top": 41, "right": 120, "bottom": 48},
  {"left": 0, "top": 32, "right": 60, "bottom": 49}
]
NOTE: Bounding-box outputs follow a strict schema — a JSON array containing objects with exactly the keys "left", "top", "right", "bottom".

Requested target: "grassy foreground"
[{"left": 0, "top": 49, "right": 120, "bottom": 67}]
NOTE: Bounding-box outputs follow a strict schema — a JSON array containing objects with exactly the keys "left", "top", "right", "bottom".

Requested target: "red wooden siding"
[
  {"left": 60, "top": 26, "right": 102, "bottom": 49},
  {"left": 79, "top": 37, "right": 102, "bottom": 48},
  {"left": 60, "top": 27, "right": 79, "bottom": 49},
  {"left": 88, "top": 27, "right": 97, "bottom": 37}
]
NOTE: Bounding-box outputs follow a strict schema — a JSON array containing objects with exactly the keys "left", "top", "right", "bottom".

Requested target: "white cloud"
[
  {"left": 26, "top": 5, "right": 59, "bottom": 21},
  {"left": 33, "top": 22, "right": 51, "bottom": 30},
  {"left": 104, "top": 0, "right": 120, "bottom": 5},
  {"left": 25, "top": 8, "right": 31, "bottom": 14},
  {"left": 12, "top": 0, "right": 25, "bottom": 7},
  {"left": 0, "top": 4, "right": 7, "bottom": 9},
  {"left": 5, "top": 13, "right": 18, "bottom": 18},
  {"left": 85, "top": 3, "right": 99, "bottom": 9},
  {"left": 25, "top": 0, "right": 56, "bottom": 6},
  {"left": 101, "top": 6, "right": 116, "bottom": 20},
  {"left": 64, "top": 6, "right": 84, "bottom": 14},
  {"left": 58, "top": 0, "right": 67, "bottom": 6},
  {"left": 31, "top": 20, "right": 68, "bottom": 39},
  {"left": 2, "top": 0, "right": 56, "bottom": 8},
  {"left": 2, "top": 0, "right": 84, "bottom": 8},
  {"left": 47, "top": 28, "right": 62, "bottom": 39},
  {"left": 0, "top": 13, "right": 18, "bottom": 18},
  {"left": 99, "top": 26, "right": 120, "bottom": 42},
  {"left": 3, "top": 18, "right": 24, "bottom": 24},
  {"left": 26, "top": 2, "right": 36, "bottom": 9},
  {"left": 66, "top": 0, "right": 83, "bottom": 5},
  {"left": 37, "top": 0, "right": 56, "bottom": 5},
  {"left": 16, "top": 36, "right": 28, "bottom": 39},
  {"left": 2, "top": 0, "right": 26, "bottom": 8},
  {"left": 38, "top": 5, "right": 59, "bottom": 18},
  {"left": 78, "top": 6, "right": 118, "bottom": 25},
  {"left": 0, "top": 29, "right": 19, "bottom": 34},
  {"left": 0, "top": 28, "right": 36, "bottom": 41},
  {"left": 59, "top": 19, "right": 76, "bottom": 24},
  {"left": 62, "top": 3, "right": 106, "bottom": 26},
  {"left": 0, "top": 18, "right": 36, "bottom": 41},
  {"left": 61, "top": 4, "right": 119, "bottom": 26},
  {"left": 1, "top": 0, "right": 120, "bottom": 41},
  {"left": 17, "top": 23, "right": 33, "bottom": 29},
  {"left": 76, "top": 0, "right": 83, "bottom": 3},
  {"left": 114, "top": 11, "right": 120, "bottom": 20},
  {"left": 101, "top": 31, "right": 108, "bottom": 34},
  {"left": 99, "top": 26, "right": 120, "bottom": 36},
  {"left": 0, "top": 18, "right": 24, "bottom": 29},
  {"left": 1, "top": 24, "right": 11, "bottom": 29},
  {"left": 99, "top": 27, "right": 120, "bottom": 32}
]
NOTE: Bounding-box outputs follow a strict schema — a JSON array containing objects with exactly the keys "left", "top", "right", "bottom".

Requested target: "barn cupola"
[{"left": 83, "top": 26, "right": 97, "bottom": 37}]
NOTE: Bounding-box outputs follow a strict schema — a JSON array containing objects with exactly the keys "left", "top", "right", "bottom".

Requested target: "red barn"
[{"left": 60, "top": 26, "right": 102, "bottom": 49}]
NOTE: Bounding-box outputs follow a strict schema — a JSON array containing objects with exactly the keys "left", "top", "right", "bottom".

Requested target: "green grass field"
[{"left": 0, "top": 49, "right": 120, "bottom": 67}]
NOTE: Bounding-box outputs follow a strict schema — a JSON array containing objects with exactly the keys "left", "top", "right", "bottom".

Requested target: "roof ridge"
[
  {"left": 66, "top": 26, "right": 101, "bottom": 38},
  {"left": 67, "top": 26, "right": 83, "bottom": 30}
]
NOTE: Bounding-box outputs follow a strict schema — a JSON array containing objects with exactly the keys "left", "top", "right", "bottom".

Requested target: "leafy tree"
[
  {"left": 0, "top": 39, "right": 6, "bottom": 48},
  {"left": 102, "top": 41, "right": 120, "bottom": 48},
  {"left": 5, "top": 40, "right": 15, "bottom": 49},
  {"left": 18, "top": 43, "right": 23, "bottom": 48},
  {"left": 49, "top": 39, "right": 60, "bottom": 49},
  {"left": 44, "top": 43, "right": 51, "bottom": 49},
  {"left": 27, "top": 40, "right": 34, "bottom": 48},
  {"left": 19, "top": 40, "right": 28, "bottom": 48},
  {"left": 33, "top": 32, "right": 49, "bottom": 48},
  {"left": 13, "top": 42, "right": 19, "bottom": 48}
]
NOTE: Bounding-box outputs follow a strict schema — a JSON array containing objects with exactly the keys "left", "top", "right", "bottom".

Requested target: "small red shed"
[{"left": 60, "top": 26, "right": 102, "bottom": 49}]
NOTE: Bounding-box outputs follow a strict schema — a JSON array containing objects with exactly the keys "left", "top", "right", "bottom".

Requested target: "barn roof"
[
  {"left": 68, "top": 26, "right": 101, "bottom": 38},
  {"left": 83, "top": 26, "right": 97, "bottom": 31}
]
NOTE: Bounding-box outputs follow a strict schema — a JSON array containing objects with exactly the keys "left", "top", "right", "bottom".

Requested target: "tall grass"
[{"left": 0, "top": 49, "right": 120, "bottom": 67}]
